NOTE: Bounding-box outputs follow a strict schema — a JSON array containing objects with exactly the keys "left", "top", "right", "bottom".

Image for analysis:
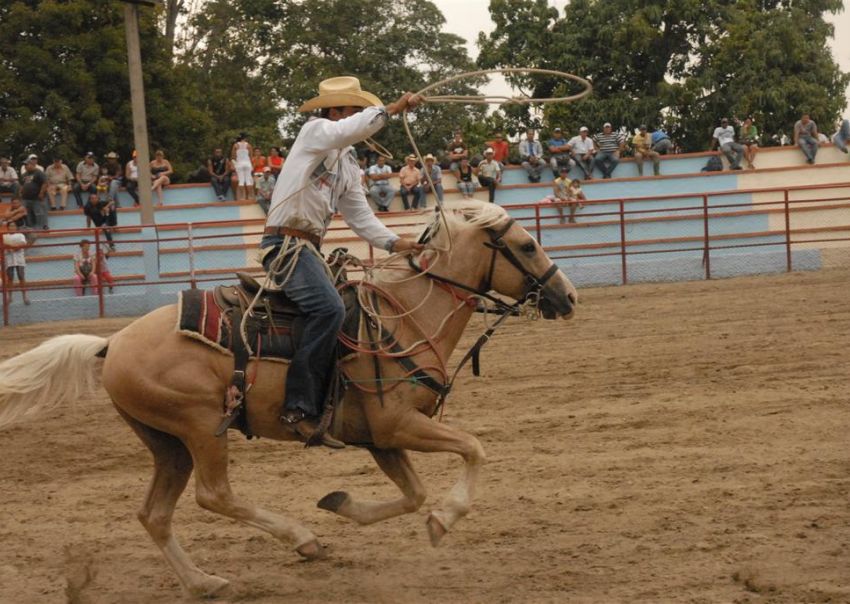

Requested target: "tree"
[{"left": 477, "top": 0, "right": 848, "bottom": 150}]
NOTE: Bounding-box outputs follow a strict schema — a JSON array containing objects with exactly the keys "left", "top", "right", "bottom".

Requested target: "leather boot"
[{"left": 281, "top": 409, "right": 345, "bottom": 449}]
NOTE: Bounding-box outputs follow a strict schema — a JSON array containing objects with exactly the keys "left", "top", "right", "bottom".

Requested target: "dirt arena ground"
[{"left": 0, "top": 267, "right": 848, "bottom": 604}]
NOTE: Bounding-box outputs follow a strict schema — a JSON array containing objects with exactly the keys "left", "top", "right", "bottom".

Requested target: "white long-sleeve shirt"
[{"left": 265, "top": 106, "right": 398, "bottom": 250}]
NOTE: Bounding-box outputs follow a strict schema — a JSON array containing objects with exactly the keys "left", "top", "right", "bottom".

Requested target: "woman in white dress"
[{"left": 230, "top": 133, "right": 255, "bottom": 201}]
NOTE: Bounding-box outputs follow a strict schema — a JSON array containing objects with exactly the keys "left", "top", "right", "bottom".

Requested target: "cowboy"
[{"left": 261, "top": 76, "right": 423, "bottom": 447}]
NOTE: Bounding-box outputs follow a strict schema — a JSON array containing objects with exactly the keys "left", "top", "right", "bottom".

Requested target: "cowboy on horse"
[{"left": 260, "top": 77, "right": 425, "bottom": 447}]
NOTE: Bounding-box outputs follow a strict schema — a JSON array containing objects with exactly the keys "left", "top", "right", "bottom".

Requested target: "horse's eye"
[{"left": 520, "top": 242, "right": 536, "bottom": 254}]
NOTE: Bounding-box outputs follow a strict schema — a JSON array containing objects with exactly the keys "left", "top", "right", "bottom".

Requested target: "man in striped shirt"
[{"left": 592, "top": 122, "right": 625, "bottom": 179}]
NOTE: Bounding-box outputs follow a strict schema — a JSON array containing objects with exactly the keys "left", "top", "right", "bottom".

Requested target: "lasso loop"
[{"left": 400, "top": 68, "right": 592, "bottom": 250}]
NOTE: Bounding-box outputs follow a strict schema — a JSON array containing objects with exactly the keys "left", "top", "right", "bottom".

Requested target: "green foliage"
[{"left": 477, "top": 0, "right": 849, "bottom": 150}]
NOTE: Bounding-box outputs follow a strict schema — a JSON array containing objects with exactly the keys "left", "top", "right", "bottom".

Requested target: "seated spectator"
[
  {"left": 150, "top": 149, "right": 174, "bottom": 206},
  {"left": 794, "top": 113, "right": 819, "bottom": 164},
  {"left": 255, "top": 167, "right": 276, "bottom": 215},
  {"left": 83, "top": 175, "right": 117, "bottom": 249},
  {"left": 445, "top": 130, "right": 468, "bottom": 171},
  {"left": 832, "top": 118, "right": 849, "bottom": 154},
  {"left": 567, "top": 127, "right": 595, "bottom": 180},
  {"left": 0, "top": 157, "right": 20, "bottom": 197},
  {"left": 548, "top": 127, "right": 573, "bottom": 177},
  {"left": 592, "top": 123, "right": 625, "bottom": 178},
  {"left": 2, "top": 220, "right": 30, "bottom": 305},
  {"left": 20, "top": 158, "right": 48, "bottom": 230},
  {"left": 73, "top": 239, "right": 99, "bottom": 296},
  {"left": 45, "top": 157, "right": 74, "bottom": 210},
  {"left": 398, "top": 155, "right": 424, "bottom": 210},
  {"left": 74, "top": 152, "right": 99, "bottom": 209},
  {"left": 419, "top": 154, "right": 443, "bottom": 206},
  {"left": 651, "top": 127, "right": 673, "bottom": 155},
  {"left": 21, "top": 154, "right": 44, "bottom": 174},
  {"left": 475, "top": 148, "right": 501, "bottom": 203},
  {"left": 632, "top": 125, "right": 660, "bottom": 176},
  {"left": 125, "top": 151, "right": 140, "bottom": 206},
  {"left": 739, "top": 117, "right": 759, "bottom": 169},
  {"left": 519, "top": 129, "right": 546, "bottom": 182},
  {"left": 711, "top": 117, "right": 744, "bottom": 170},
  {"left": 268, "top": 146, "right": 285, "bottom": 176},
  {"left": 454, "top": 156, "right": 476, "bottom": 199},
  {"left": 0, "top": 198, "right": 28, "bottom": 228},
  {"left": 486, "top": 133, "right": 510, "bottom": 165},
  {"left": 367, "top": 155, "right": 395, "bottom": 211},
  {"left": 251, "top": 147, "right": 266, "bottom": 183},
  {"left": 96, "top": 247, "right": 115, "bottom": 294},
  {"left": 103, "top": 152, "right": 124, "bottom": 206},
  {"left": 552, "top": 167, "right": 575, "bottom": 224},
  {"left": 208, "top": 148, "right": 231, "bottom": 201}
]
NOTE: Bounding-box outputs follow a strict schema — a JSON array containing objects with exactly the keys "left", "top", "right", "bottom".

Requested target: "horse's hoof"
[
  {"left": 187, "top": 574, "right": 230, "bottom": 599},
  {"left": 426, "top": 513, "right": 447, "bottom": 547},
  {"left": 317, "top": 491, "right": 349, "bottom": 513},
  {"left": 296, "top": 539, "right": 328, "bottom": 561}
]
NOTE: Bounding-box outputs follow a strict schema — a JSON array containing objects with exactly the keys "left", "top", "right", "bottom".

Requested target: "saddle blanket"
[{"left": 177, "top": 289, "right": 299, "bottom": 362}]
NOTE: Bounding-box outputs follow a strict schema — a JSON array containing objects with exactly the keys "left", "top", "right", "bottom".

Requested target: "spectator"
[
  {"left": 398, "top": 155, "right": 424, "bottom": 210},
  {"left": 420, "top": 153, "right": 443, "bottom": 206},
  {"left": 567, "top": 126, "right": 595, "bottom": 180},
  {"left": 20, "top": 157, "right": 48, "bottom": 230},
  {"left": 739, "top": 117, "right": 759, "bottom": 169},
  {"left": 475, "top": 148, "right": 501, "bottom": 203},
  {"left": 711, "top": 117, "right": 744, "bottom": 170},
  {"left": 1, "top": 198, "right": 28, "bottom": 228},
  {"left": 793, "top": 113, "right": 819, "bottom": 164},
  {"left": 268, "top": 146, "right": 285, "bottom": 176},
  {"left": 207, "top": 148, "right": 231, "bottom": 201},
  {"left": 454, "top": 156, "right": 476, "bottom": 199},
  {"left": 231, "top": 134, "right": 254, "bottom": 201},
  {"left": 103, "top": 152, "right": 123, "bottom": 207},
  {"left": 124, "top": 151, "right": 140, "bottom": 206},
  {"left": 445, "top": 130, "right": 468, "bottom": 171},
  {"left": 0, "top": 157, "right": 20, "bottom": 197},
  {"left": 832, "top": 118, "right": 850, "bottom": 154},
  {"left": 150, "top": 149, "right": 174, "bottom": 206},
  {"left": 632, "top": 125, "right": 660, "bottom": 177},
  {"left": 548, "top": 127, "right": 573, "bottom": 177},
  {"left": 252, "top": 147, "right": 266, "bottom": 181},
  {"left": 651, "top": 127, "right": 673, "bottom": 155},
  {"left": 20, "top": 153, "right": 44, "bottom": 174},
  {"left": 84, "top": 175, "right": 117, "bottom": 249},
  {"left": 592, "top": 122, "right": 625, "bottom": 178},
  {"left": 96, "top": 246, "right": 115, "bottom": 294},
  {"left": 73, "top": 239, "right": 99, "bottom": 296},
  {"left": 552, "top": 166, "right": 576, "bottom": 224},
  {"left": 367, "top": 155, "right": 395, "bottom": 211},
  {"left": 358, "top": 156, "right": 369, "bottom": 194},
  {"left": 519, "top": 129, "right": 546, "bottom": 183},
  {"left": 45, "top": 157, "right": 74, "bottom": 211},
  {"left": 486, "top": 133, "right": 510, "bottom": 165},
  {"left": 73, "top": 152, "right": 99, "bottom": 208},
  {"left": 2, "top": 220, "right": 30, "bottom": 305},
  {"left": 255, "top": 166, "right": 276, "bottom": 215}
]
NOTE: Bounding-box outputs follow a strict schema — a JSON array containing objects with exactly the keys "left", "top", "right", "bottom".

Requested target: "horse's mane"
[{"left": 420, "top": 201, "right": 509, "bottom": 243}]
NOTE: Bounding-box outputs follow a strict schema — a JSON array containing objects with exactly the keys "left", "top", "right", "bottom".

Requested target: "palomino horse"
[{"left": 0, "top": 201, "right": 577, "bottom": 597}]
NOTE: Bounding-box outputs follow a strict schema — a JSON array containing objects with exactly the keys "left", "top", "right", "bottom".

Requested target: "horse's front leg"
[
  {"left": 318, "top": 448, "right": 426, "bottom": 524},
  {"left": 381, "top": 411, "right": 486, "bottom": 547}
]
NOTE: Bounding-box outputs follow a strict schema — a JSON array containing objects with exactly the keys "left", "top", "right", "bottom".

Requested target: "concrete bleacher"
[{"left": 2, "top": 144, "right": 849, "bottom": 324}]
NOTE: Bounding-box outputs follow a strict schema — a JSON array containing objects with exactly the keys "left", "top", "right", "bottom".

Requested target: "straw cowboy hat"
[{"left": 298, "top": 76, "right": 383, "bottom": 113}]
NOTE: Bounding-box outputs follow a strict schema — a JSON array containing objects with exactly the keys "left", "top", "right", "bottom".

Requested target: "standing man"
[
  {"left": 262, "top": 76, "right": 423, "bottom": 446},
  {"left": 794, "top": 113, "right": 819, "bottom": 164},
  {"left": 20, "top": 157, "right": 48, "bottom": 230},
  {"left": 711, "top": 118, "right": 745, "bottom": 170},
  {"left": 632, "top": 125, "right": 660, "bottom": 176},
  {"left": 519, "top": 129, "right": 546, "bottom": 183},
  {"left": 592, "top": 122, "right": 625, "bottom": 179},
  {"left": 74, "top": 152, "right": 100, "bottom": 208},
  {"left": 567, "top": 126, "right": 595, "bottom": 180},
  {"left": 208, "top": 148, "right": 231, "bottom": 201}
]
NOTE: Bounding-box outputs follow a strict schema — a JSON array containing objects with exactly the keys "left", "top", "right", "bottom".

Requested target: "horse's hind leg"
[
  {"left": 117, "top": 409, "right": 230, "bottom": 598},
  {"left": 317, "top": 448, "right": 426, "bottom": 525},
  {"left": 184, "top": 431, "right": 325, "bottom": 559}
]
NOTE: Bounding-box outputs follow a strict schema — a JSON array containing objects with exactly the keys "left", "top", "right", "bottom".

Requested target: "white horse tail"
[{"left": 0, "top": 334, "right": 108, "bottom": 430}]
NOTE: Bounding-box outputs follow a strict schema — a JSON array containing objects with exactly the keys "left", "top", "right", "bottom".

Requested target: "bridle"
[{"left": 408, "top": 217, "right": 560, "bottom": 315}]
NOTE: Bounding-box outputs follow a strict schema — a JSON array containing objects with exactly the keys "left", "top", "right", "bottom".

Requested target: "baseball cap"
[
  {"left": 26, "top": 153, "right": 38, "bottom": 161},
  {"left": 85, "top": 151, "right": 95, "bottom": 157},
  {"left": 484, "top": 147, "right": 494, "bottom": 154},
  {"left": 579, "top": 126, "right": 588, "bottom": 132},
  {"left": 603, "top": 122, "right": 612, "bottom": 128},
  {"left": 639, "top": 124, "right": 647, "bottom": 130},
  {"left": 554, "top": 127, "right": 562, "bottom": 132},
  {"left": 262, "top": 166, "right": 271, "bottom": 173},
  {"left": 559, "top": 166, "right": 569, "bottom": 173}
]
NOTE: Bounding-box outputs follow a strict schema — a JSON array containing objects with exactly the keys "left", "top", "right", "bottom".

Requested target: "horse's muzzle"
[{"left": 538, "top": 289, "right": 576, "bottom": 320}]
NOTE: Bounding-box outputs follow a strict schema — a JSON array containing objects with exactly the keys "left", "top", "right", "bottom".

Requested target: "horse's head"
[{"left": 421, "top": 202, "right": 577, "bottom": 320}]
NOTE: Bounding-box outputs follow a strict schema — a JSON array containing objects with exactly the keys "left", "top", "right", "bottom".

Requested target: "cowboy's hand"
[
  {"left": 391, "top": 238, "right": 425, "bottom": 253},
  {"left": 387, "top": 92, "right": 423, "bottom": 116}
]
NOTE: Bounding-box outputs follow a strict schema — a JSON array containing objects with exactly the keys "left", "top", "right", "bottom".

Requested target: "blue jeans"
[
  {"left": 593, "top": 151, "right": 619, "bottom": 178},
  {"left": 262, "top": 239, "right": 344, "bottom": 417},
  {"left": 24, "top": 197, "right": 48, "bottom": 230},
  {"left": 421, "top": 182, "right": 442, "bottom": 206},
  {"left": 798, "top": 135, "right": 818, "bottom": 162},
  {"left": 832, "top": 119, "right": 850, "bottom": 153},
  {"left": 400, "top": 185, "right": 424, "bottom": 209},
  {"left": 720, "top": 142, "right": 745, "bottom": 169}
]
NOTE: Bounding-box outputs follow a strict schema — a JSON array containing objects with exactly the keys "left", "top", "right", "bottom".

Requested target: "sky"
[{"left": 431, "top": 0, "right": 850, "bottom": 113}]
